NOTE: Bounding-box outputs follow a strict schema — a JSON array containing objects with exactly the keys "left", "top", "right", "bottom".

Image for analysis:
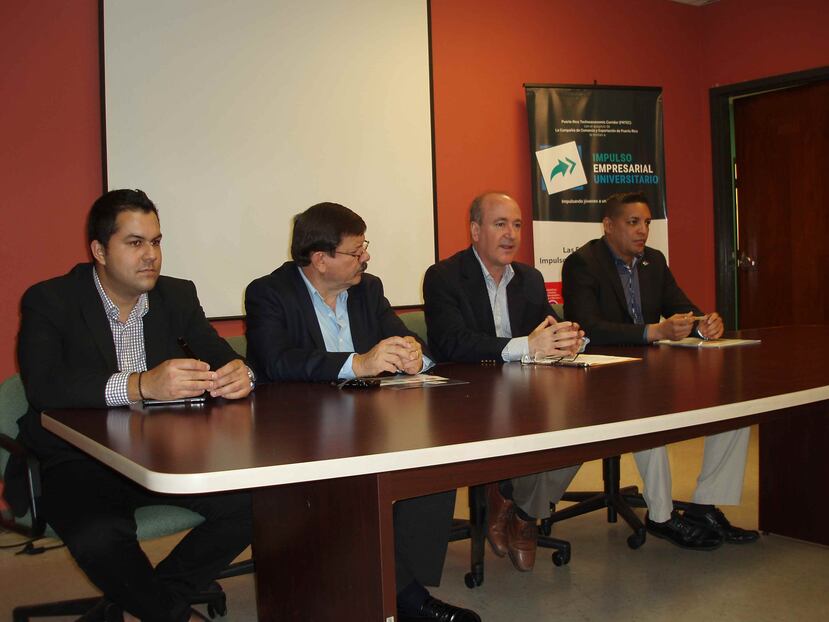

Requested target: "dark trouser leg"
[
  {"left": 393, "top": 489, "right": 456, "bottom": 593},
  {"left": 154, "top": 489, "right": 252, "bottom": 607},
  {"left": 41, "top": 459, "right": 251, "bottom": 622}
]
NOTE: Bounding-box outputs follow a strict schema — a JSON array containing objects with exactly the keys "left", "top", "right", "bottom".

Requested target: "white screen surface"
[{"left": 104, "top": 0, "right": 435, "bottom": 316}]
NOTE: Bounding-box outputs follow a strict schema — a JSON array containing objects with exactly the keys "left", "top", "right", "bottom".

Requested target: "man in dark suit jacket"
[
  {"left": 245, "top": 202, "right": 479, "bottom": 622},
  {"left": 423, "top": 192, "right": 584, "bottom": 573},
  {"left": 562, "top": 191, "right": 758, "bottom": 549},
  {"left": 11, "top": 189, "right": 253, "bottom": 622}
]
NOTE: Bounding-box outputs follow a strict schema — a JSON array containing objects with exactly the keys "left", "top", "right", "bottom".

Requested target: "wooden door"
[
  {"left": 734, "top": 80, "right": 829, "bottom": 329},
  {"left": 734, "top": 80, "right": 829, "bottom": 544}
]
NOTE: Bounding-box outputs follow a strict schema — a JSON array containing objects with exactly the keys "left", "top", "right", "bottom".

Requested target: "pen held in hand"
[{"left": 177, "top": 337, "right": 199, "bottom": 360}]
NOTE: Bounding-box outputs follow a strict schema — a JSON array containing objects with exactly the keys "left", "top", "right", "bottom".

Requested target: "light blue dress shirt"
[{"left": 298, "top": 267, "right": 432, "bottom": 379}]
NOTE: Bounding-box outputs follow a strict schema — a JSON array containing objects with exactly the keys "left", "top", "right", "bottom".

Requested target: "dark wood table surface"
[{"left": 42, "top": 325, "right": 829, "bottom": 622}]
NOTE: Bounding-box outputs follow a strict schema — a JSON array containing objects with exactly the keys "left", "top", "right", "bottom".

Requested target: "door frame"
[{"left": 709, "top": 66, "right": 829, "bottom": 329}]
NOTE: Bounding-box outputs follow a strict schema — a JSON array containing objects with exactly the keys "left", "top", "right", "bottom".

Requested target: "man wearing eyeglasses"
[
  {"left": 423, "top": 191, "right": 585, "bottom": 573},
  {"left": 562, "top": 191, "right": 758, "bottom": 550},
  {"left": 245, "top": 202, "right": 480, "bottom": 622}
]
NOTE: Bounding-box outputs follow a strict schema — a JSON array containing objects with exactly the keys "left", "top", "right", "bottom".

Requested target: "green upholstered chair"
[
  {"left": 398, "top": 309, "right": 428, "bottom": 342},
  {"left": 0, "top": 374, "right": 251, "bottom": 621},
  {"left": 225, "top": 334, "right": 247, "bottom": 359}
]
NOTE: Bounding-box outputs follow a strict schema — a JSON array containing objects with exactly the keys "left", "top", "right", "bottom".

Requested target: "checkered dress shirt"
[{"left": 93, "top": 268, "right": 149, "bottom": 406}]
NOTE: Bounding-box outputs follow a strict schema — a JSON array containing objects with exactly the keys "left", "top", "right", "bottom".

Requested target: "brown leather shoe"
[
  {"left": 507, "top": 511, "right": 538, "bottom": 572},
  {"left": 485, "top": 483, "right": 512, "bottom": 557}
]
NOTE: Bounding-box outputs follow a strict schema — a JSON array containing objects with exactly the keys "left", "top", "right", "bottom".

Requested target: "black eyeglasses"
[{"left": 334, "top": 240, "right": 370, "bottom": 258}]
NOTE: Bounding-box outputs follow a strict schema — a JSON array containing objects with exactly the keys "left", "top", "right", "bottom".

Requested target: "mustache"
[{"left": 358, "top": 261, "right": 368, "bottom": 272}]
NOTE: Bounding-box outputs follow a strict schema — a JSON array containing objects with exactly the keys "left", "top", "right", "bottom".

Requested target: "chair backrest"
[
  {"left": 0, "top": 374, "right": 27, "bottom": 475},
  {"left": 226, "top": 335, "right": 247, "bottom": 358},
  {"left": 398, "top": 310, "right": 427, "bottom": 343}
]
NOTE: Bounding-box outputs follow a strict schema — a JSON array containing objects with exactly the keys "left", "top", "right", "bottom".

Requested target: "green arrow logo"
[{"left": 550, "top": 157, "right": 577, "bottom": 181}]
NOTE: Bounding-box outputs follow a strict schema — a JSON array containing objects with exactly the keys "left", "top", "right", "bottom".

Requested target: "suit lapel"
[
  {"left": 506, "top": 266, "right": 524, "bottom": 335},
  {"left": 143, "top": 289, "right": 170, "bottom": 368},
  {"left": 78, "top": 268, "right": 118, "bottom": 371},
  {"left": 597, "top": 240, "right": 633, "bottom": 321},
  {"left": 289, "top": 265, "right": 326, "bottom": 350},
  {"left": 346, "top": 285, "right": 372, "bottom": 353},
  {"left": 461, "top": 248, "right": 496, "bottom": 336},
  {"left": 636, "top": 250, "right": 659, "bottom": 316}
]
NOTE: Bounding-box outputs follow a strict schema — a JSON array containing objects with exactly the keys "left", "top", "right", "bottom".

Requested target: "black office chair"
[
  {"left": 0, "top": 373, "right": 253, "bottom": 621},
  {"left": 399, "top": 311, "right": 571, "bottom": 589},
  {"left": 539, "top": 455, "right": 648, "bottom": 549},
  {"left": 546, "top": 302, "right": 700, "bottom": 548}
]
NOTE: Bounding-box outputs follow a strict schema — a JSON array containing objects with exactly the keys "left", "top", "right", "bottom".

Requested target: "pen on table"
[{"left": 177, "top": 337, "right": 199, "bottom": 360}]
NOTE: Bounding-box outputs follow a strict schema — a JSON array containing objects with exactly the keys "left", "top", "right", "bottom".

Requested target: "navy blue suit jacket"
[{"left": 245, "top": 261, "right": 427, "bottom": 382}]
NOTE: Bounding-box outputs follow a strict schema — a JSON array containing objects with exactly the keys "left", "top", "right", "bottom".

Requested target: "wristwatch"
[{"left": 246, "top": 366, "right": 256, "bottom": 389}]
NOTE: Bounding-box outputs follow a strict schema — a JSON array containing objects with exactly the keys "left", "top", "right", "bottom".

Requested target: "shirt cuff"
[
  {"left": 337, "top": 353, "right": 357, "bottom": 380},
  {"left": 501, "top": 336, "right": 529, "bottom": 362},
  {"left": 421, "top": 355, "right": 435, "bottom": 373},
  {"left": 105, "top": 371, "right": 134, "bottom": 406}
]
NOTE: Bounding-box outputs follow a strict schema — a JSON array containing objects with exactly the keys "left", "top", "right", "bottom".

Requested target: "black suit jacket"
[
  {"left": 561, "top": 238, "right": 700, "bottom": 345},
  {"left": 15, "top": 263, "right": 240, "bottom": 468},
  {"left": 245, "top": 261, "right": 428, "bottom": 382},
  {"left": 423, "top": 247, "right": 561, "bottom": 362}
]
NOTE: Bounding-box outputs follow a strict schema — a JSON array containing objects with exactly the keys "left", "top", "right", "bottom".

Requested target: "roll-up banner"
[{"left": 525, "top": 85, "right": 667, "bottom": 303}]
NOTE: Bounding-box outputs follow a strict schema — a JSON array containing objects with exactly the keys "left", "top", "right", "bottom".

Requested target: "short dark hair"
[
  {"left": 469, "top": 192, "right": 510, "bottom": 224},
  {"left": 604, "top": 192, "right": 650, "bottom": 220},
  {"left": 87, "top": 189, "right": 159, "bottom": 247},
  {"left": 291, "top": 202, "right": 367, "bottom": 266}
]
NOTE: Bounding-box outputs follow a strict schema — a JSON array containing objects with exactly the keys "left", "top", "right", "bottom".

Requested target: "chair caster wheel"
[
  {"left": 464, "top": 572, "right": 482, "bottom": 589},
  {"left": 552, "top": 550, "right": 569, "bottom": 566},
  {"left": 627, "top": 531, "right": 646, "bottom": 549},
  {"left": 202, "top": 582, "right": 227, "bottom": 618},
  {"left": 206, "top": 599, "right": 227, "bottom": 618}
]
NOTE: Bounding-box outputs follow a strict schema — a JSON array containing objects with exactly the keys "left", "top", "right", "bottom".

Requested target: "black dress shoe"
[
  {"left": 398, "top": 596, "right": 482, "bottom": 622},
  {"left": 645, "top": 511, "right": 723, "bottom": 550},
  {"left": 683, "top": 507, "right": 760, "bottom": 544}
]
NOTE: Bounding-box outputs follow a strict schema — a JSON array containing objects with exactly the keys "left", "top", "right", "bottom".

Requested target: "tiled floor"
[{"left": 2, "top": 426, "right": 828, "bottom": 621}]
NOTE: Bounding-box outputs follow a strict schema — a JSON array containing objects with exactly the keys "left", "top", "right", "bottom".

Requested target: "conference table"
[{"left": 42, "top": 325, "right": 829, "bottom": 621}]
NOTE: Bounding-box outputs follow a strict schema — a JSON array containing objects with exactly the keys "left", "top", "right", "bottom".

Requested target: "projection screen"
[{"left": 103, "top": 0, "right": 435, "bottom": 317}]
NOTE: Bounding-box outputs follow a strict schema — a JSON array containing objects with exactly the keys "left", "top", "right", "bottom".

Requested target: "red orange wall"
[
  {"left": 431, "top": 0, "right": 709, "bottom": 290},
  {"left": 1, "top": 2, "right": 102, "bottom": 380},
  {"left": 1, "top": 0, "right": 827, "bottom": 379},
  {"left": 699, "top": 0, "right": 828, "bottom": 86}
]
